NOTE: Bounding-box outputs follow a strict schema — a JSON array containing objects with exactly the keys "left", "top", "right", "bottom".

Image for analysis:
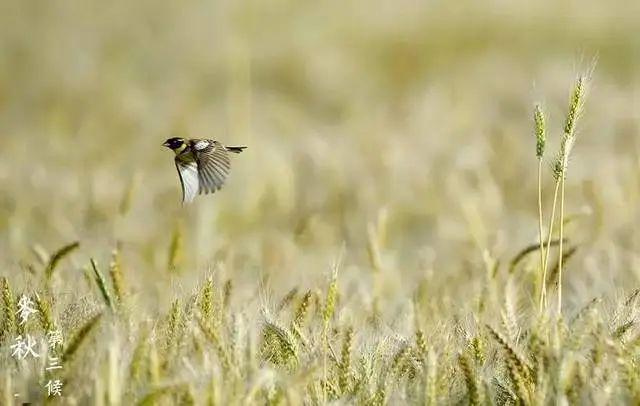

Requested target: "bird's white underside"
[{"left": 178, "top": 161, "right": 199, "bottom": 204}]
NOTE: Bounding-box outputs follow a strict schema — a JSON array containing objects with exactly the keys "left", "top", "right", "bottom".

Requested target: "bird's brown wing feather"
[{"left": 191, "top": 139, "right": 231, "bottom": 195}]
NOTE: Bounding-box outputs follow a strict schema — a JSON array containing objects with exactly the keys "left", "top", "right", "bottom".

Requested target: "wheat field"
[{"left": 2, "top": 0, "right": 640, "bottom": 404}]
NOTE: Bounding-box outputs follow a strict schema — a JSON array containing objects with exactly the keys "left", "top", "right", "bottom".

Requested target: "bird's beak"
[{"left": 162, "top": 141, "right": 171, "bottom": 148}]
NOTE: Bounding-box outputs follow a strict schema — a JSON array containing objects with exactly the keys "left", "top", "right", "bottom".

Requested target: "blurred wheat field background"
[{"left": 2, "top": 0, "right": 640, "bottom": 404}]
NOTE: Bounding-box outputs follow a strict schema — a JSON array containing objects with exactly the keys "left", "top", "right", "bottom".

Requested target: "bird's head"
[{"left": 163, "top": 137, "right": 185, "bottom": 151}]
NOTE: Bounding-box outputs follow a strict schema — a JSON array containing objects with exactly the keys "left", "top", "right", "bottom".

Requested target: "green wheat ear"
[
  {"left": 34, "top": 292, "right": 55, "bottom": 333},
  {"left": 323, "top": 267, "right": 339, "bottom": 325},
  {"left": 63, "top": 312, "right": 103, "bottom": 363},
  {"left": 339, "top": 326, "right": 354, "bottom": 394},
  {"left": 1, "top": 277, "right": 17, "bottom": 340},
  {"left": 458, "top": 351, "right": 482, "bottom": 406},
  {"left": 554, "top": 75, "right": 588, "bottom": 181},
  {"left": 415, "top": 329, "right": 428, "bottom": 359},
  {"left": 486, "top": 324, "right": 532, "bottom": 402},
  {"left": 262, "top": 316, "right": 299, "bottom": 369},
  {"left": 90, "top": 258, "right": 115, "bottom": 311},
  {"left": 109, "top": 247, "right": 126, "bottom": 304},
  {"left": 563, "top": 75, "right": 586, "bottom": 138},
  {"left": 165, "top": 298, "right": 182, "bottom": 349},
  {"left": 199, "top": 277, "right": 215, "bottom": 322},
  {"left": 45, "top": 241, "right": 80, "bottom": 281},
  {"left": 533, "top": 104, "right": 546, "bottom": 159},
  {"left": 293, "top": 290, "right": 312, "bottom": 328}
]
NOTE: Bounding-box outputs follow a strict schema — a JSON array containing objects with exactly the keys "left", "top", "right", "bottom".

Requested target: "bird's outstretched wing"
[
  {"left": 175, "top": 160, "right": 199, "bottom": 204},
  {"left": 191, "top": 139, "right": 231, "bottom": 195}
]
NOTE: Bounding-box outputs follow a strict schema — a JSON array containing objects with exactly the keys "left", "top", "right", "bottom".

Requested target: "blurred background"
[{"left": 1, "top": 0, "right": 639, "bottom": 314}]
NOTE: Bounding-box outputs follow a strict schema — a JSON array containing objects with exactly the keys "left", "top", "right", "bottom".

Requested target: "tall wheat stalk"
[
  {"left": 533, "top": 104, "right": 547, "bottom": 311},
  {"left": 542, "top": 181, "right": 561, "bottom": 308},
  {"left": 540, "top": 74, "right": 587, "bottom": 316},
  {"left": 556, "top": 75, "right": 586, "bottom": 314}
]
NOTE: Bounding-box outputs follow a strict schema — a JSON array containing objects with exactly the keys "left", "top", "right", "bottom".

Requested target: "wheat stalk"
[
  {"left": 556, "top": 74, "right": 588, "bottom": 315},
  {"left": 533, "top": 103, "right": 548, "bottom": 311}
]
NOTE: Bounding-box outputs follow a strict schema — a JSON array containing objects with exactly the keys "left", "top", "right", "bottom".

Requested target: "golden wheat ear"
[{"left": 226, "top": 146, "right": 247, "bottom": 154}]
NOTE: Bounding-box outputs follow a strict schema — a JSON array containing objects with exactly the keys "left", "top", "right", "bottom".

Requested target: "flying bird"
[{"left": 162, "top": 137, "right": 246, "bottom": 204}]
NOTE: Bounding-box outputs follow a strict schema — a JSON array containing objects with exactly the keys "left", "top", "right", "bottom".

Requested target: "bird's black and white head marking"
[{"left": 162, "top": 137, "right": 185, "bottom": 150}]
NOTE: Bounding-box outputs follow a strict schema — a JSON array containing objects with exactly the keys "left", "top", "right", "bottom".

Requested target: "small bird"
[{"left": 162, "top": 137, "right": 246, "bottom": 204}]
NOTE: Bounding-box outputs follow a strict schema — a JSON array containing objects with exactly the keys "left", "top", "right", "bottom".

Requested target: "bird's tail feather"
[{"left": 226, "top": 146, "right": 247, "bottom": 154}]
